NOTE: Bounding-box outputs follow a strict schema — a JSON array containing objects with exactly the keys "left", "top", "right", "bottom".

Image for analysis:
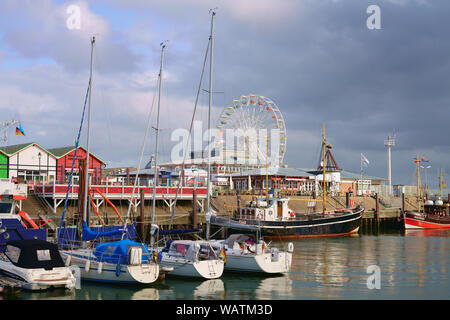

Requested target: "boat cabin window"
[
  {"left": 0, "top": 202, "right": 13, "bottom": 214},
  {"left": 5, "top": 245, "right": 20, "bottom": 263},
  {"left": 36, "top": 249, "right": 51, "bottom": 261},
  {"left": 170, "top": 243, "right": 190, "bottom": 256},
  {"left": 198, "top": 244, "right": 215, "bottom": 260}
]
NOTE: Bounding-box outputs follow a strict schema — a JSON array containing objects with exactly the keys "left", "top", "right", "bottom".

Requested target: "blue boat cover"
[
  {"left": 82, "top": 221, "right": 125, "bottom": 241},
  {"left": 93, "top": 239, "right": 151, "bottom": 264}
]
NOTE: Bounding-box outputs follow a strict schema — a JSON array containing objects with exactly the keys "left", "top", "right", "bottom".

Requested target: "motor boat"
[{"left": 0, "top": 239, "right": 76, "bottom": 291}]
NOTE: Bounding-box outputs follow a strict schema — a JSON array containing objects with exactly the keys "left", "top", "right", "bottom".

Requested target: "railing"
[{"left": 34, "top": 183, "right": 207, "bottom": 199}]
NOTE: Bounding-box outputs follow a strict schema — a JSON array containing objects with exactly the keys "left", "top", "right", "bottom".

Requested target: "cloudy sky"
[{"left": 0, "top": 0, "right": 449, "bottom": 191}]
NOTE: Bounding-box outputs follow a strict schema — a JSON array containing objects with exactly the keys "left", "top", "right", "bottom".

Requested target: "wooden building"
[
  {"left": 0, "top": 142, "right": 57, "bottom": 182},
  {"left": 47, "top": 146, "right": 106, "bottom": 185}
]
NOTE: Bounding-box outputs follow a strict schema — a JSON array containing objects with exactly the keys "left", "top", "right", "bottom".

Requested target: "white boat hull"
[
  {"left": 160, "top": 259, "right": 224, "bottom": 279},
  {"left": 223, "top": 251, "right": 292, "bottom": 274},
  {"left": 0, "top": 259, "right": 76, "bottom": 291},
  {"left": 61, "top": 250, "right": 159, "bottom": 284}
]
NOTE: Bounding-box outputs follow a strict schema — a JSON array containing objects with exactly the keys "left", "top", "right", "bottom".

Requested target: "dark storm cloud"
[{"left": 1, "top": 0, "right": 449, "bottom": 189}]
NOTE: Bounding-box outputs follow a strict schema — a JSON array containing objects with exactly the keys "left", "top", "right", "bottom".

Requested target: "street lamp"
[{"left": 37, "top": 152, "right": 42, "bottom": 183}]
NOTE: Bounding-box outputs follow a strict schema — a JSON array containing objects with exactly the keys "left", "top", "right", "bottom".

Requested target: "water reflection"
[{"left": 7, "top": 231, "right": 450, "bottom": 300}]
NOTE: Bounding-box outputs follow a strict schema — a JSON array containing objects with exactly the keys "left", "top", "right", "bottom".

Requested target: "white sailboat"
[
  {"left": 158, "top": 239, "right": 224, "bottom": 279},
  {"left": 210, "top": 234, "right": 293, "bottom": 274},
  {"left": 155, "top": 14, "right": 224, "bottom": 279},
  {"left": 59, "top": 36, "right": 160, "bottom": 284},
  {"left": 203, "top": 10, "right": 293, "bottom": 275}
]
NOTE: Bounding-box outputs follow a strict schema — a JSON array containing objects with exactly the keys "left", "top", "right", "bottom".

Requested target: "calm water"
[{"left": 7, "top": 229, "right": 450, "bottom": 300}]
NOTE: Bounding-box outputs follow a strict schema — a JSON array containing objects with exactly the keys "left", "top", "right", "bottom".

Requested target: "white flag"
[{"left": 361, "top": 153, "right": 370, "bottom": 167}]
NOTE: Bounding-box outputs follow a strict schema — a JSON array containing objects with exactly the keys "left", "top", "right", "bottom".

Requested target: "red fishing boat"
[{"left": 403, "top": 161, "right": 450, "bottom": 229}]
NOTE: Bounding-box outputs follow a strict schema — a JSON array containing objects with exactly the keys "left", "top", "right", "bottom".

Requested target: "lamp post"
[{"left": 37, "top": 152, "right": 42, "bottom": 183}]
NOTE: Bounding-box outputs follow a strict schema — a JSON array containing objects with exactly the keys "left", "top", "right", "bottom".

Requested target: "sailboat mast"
[
  {"left": 150, "top": 42, "right": 166, "bottom": 246},
  {"left": 206, "top": 9, "right": 216, "bottom": 240},
  {"left": 439, "top": 171, "right": 443, "bottom": 198},
  {"left": 322, "top": 123, "right": 326, "bottom": 214},
  {"left": 83, "top": 36, "right": 95, "bottom": 224},
  {"left": 416, "top": 155, "right": 422, "bottom": 212},
  {"left": 266, "top": 134, "right": 269, "bottom": 202}
]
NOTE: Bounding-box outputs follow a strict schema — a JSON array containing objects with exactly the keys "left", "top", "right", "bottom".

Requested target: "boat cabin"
[
  {"left": 162, "top": 240, "right": 217, "bottom": 261},
  {"left": 3, "top": 239, "right": 65, "bottom": 271},
  {"left": 236, "top": 196, "right": 295, "bottom": 222},
  {"left": 424, "top": 199, "right": 449, "bottom": 217}
]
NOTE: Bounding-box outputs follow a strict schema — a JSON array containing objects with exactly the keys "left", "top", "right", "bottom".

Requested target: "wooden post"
[
  {"left": 402, "top": 193, "right": 405, "bottom": 212},
  {"left": 375, "top": 193, "right": 379, "bottom": 220}
]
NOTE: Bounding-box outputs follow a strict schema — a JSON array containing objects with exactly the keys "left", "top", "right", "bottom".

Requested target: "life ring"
[{"left": 257, "top": 213, "right": 263, "bottom": 220}]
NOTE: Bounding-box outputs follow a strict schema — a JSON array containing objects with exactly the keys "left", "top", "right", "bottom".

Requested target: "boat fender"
[
  {"left": 257, "top": 213, "right": 263, "bottom": 220},
  {"left": 85, "top": 260, "right": 90, "bottom": 272},
  {"left": 98, "top": 262, "right": 103, "bottom": 274},
  {"left": 65, "top": 255, "right": 72, "bottom": 266},
  {"left": 287, "top": 242, "right": 294, "bottom": 253},
  {"left": 290, "top": 211, "right": 296, "bottom": 219},
  {"left": 157, "top": 251, "right": 163, "bottom": 263},
  {"left": 116, "top": 263, "right": 121, "bottom": 277}
]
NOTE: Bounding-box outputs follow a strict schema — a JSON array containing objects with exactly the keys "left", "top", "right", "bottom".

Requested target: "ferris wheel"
[{"left": 215, "top": 94, "right": 287, "bottom": 166}]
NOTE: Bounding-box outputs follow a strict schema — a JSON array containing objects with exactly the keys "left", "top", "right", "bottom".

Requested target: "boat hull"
[
  {"left": 160, "top": 259, "right": 224, "bottom": 279},
  {"left": 61, "top": 250, "right": 160, "bottom": 284},
  {"left": 0, "top": 261, "right": 75, "bottom": 291},
  {"left": 403, "top": 211, "right": 450, "bottom": 229},
  {"left": 231, "top": 208, "right": 363, "bottom": 239},
  {"left": 223, "top": 252, "right": 292, "bottom": 274}
]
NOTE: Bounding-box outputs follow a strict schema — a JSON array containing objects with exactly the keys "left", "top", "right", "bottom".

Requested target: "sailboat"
[
  {"left": 58, "top": 36, "right": 160, "bottom": 284},
  {"left": 403, "top": 161, "right": 450, "bottom": 229},
  {"left": 210, "top": 123, "right": 364, "bottom": 238},
  {"left": 155, "top": 12, "right": 224, "bottom": 279}
]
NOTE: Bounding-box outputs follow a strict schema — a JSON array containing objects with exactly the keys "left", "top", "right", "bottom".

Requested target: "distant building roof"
[
  {"left": 340, "top": 170, "right": 385, "bottom": 181},
  {"left": 231, "top": 167, "right": 314, "bottom": 178},
  {"left": 0, "top": 142, "right": 55, "bottom": 158},
  {"left": 47, "top": 145, "right": 107, "bottom": 165}
]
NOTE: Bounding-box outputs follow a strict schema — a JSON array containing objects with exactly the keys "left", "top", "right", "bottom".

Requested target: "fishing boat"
[
  {"left": 57, "top": 36, "right": 161, "bottom": 284},
  {"left": 0, "top": 179, "right": 47, "bottom": 251},
  {"left": 403, "top": 163, "right": 450, "bottom": 229},
  {"left": 0, "top": 239, "right": 76, "bottom": 291},
  {"left": 211, "top": 123, "right": 363, "bottom": 239},
  {"left": 158, "top": 239, "right": 224, "bottom": 279},
  {"left": 209, "top": 233, "right": 293, "bottom": 274}
]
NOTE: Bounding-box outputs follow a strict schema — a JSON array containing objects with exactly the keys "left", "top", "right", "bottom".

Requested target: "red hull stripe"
[{"left": 404, "top": 217, "right": 450, "bottom": 229}]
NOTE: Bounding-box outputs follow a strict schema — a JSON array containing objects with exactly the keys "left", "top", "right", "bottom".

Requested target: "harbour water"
[{"left": 7, "top": 229, "right": 450, "bottom": 300}]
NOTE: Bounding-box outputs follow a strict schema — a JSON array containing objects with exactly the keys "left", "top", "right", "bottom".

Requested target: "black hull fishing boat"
[
  {"left": 211, "top": 197, "right": 363, "bottom": 239},
  {"left": 211, "top": 123, "right": 363, "bottom": 239}
]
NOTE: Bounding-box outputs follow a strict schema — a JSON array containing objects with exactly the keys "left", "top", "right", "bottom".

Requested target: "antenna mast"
[{"left": 384, "top": 134, "right": 395, "bottom": 193}]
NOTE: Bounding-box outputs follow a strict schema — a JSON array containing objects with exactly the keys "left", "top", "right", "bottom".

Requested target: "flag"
[
  {"left": 443, "top": 181, "right": 447, "bottom": 188},
  {"left": 361, "top": 153, "right": 370, "bottom": 167},
  {"left": 421, "top": 157, "right": 430, "bottom": 163},
  {"left": 15, "top": 124, "right": 25, "bottom": 136},
  {"left": 413, "top": 156, "right": 421, "bottom": 163}
]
